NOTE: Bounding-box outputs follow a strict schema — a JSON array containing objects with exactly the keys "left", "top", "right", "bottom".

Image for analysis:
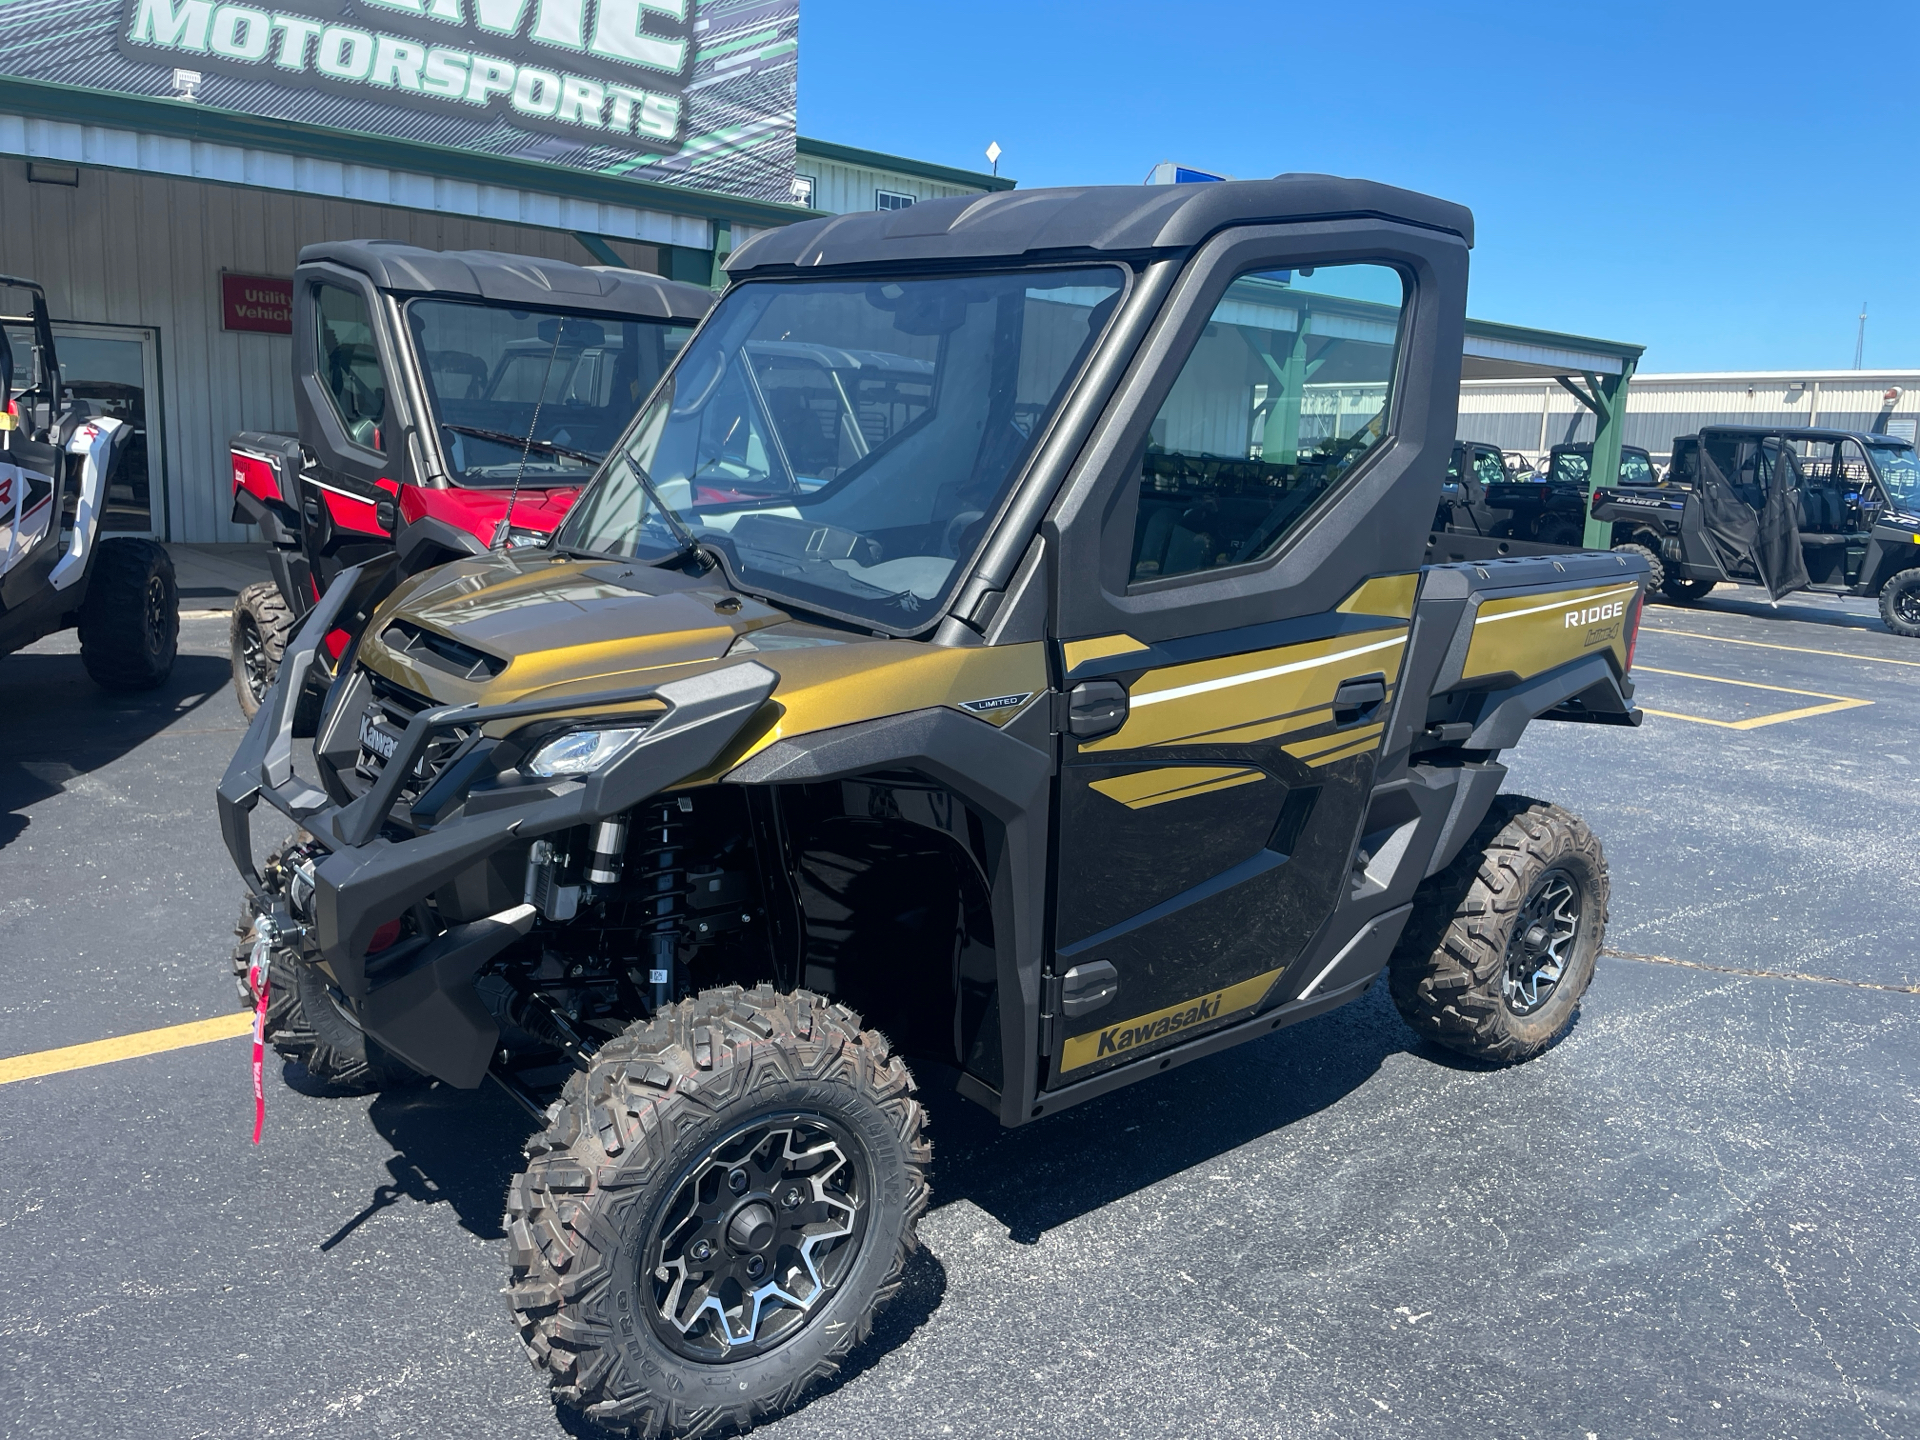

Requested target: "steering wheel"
[{"left": 942, "top": 509, "right": 986, "bottom": 559}]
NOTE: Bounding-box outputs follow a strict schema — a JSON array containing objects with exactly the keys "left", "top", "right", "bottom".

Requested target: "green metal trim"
[
  {"left": 0, "top": 75, "right": 826, "bottom": 230},
  {"left": 1581, "top": 361, "right": 1637, "bottom": 550},
  {"left": 796, "top": 135, "right": 1016, "bottom": 192},
  {"left": 573, "top": 233, "right": 628, "bottom": 268},
  {"left": 1466, "top": 316, "right": 1645, "bottom": 363}
]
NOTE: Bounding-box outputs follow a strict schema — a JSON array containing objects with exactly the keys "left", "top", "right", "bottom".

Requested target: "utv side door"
[
  {"left": 292, "top": 270, "right": 411, "bottom": 593},
  {"left": 1040, "top": 221, "right": 1467, "bottom": 1089}
]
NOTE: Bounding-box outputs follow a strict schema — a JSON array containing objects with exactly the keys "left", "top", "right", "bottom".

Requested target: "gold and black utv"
[{"left": 218, "top": 174, "right": 1649, "bottom": 1437}]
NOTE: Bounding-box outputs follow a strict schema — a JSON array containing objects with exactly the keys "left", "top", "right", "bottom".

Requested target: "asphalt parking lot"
[{"left": 2, "top": 578, "right": 1916, "bottom": 1440}]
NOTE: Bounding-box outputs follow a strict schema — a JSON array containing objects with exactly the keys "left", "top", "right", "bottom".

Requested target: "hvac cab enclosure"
[
  {"left": 225, "top": 242, "right": 710, "bottom": 715},
  {"left": 220, "top": 176, "right": 1645, "bottom": 1437}
]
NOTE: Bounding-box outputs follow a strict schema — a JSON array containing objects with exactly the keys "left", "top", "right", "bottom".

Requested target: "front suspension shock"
[{"left": 636, "top": 797, "right": 691, "bottom": 1014}]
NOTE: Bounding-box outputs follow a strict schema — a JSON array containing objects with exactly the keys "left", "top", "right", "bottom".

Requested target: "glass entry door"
[{"left": 53, "top": 323, "right": 164, "bottom": 535}]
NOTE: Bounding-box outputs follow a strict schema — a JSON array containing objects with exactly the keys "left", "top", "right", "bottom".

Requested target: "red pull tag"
[{"left": 247, "top": 926, "right": 272, "bottom": 1144}]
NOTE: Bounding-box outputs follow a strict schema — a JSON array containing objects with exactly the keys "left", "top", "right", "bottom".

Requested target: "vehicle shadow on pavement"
[
  {"left": 0, "top": 650, "right": 232, "bottom": 850},
  {"left": 921, "top": 982, "right": 1421, "bottom": 1245},
  {"left": 317, "top": 1080, "right": 534, "bottom": 1249}
]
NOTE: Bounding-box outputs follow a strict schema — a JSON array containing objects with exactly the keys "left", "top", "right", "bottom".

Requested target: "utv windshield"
[
  {"left": 1866, "top": 441, "right": 1920, "bottom": 510},
  {"left": 406, "top": 300, "right": 694, "bottom": 488},
  {"left": 556, "top": 267, "right": 1126, "bottom": 627}
]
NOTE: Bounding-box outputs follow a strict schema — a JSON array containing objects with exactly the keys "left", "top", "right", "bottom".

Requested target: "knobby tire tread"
[
  {"left": 506, "top": 984, "right": 930, "bottom": 1439},
  {"left": 1387, "top": 795, "right": 1606, "bottom": 1064}
]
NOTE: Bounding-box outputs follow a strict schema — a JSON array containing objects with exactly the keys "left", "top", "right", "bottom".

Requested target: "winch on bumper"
[{"left": 216, "top": 559, "right": 778, "bottom": 1087}]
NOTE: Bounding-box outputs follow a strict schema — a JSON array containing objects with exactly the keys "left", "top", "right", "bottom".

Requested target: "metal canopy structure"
[{"left": 1463, "top": 318, "right": 1646, "bottom": 547}]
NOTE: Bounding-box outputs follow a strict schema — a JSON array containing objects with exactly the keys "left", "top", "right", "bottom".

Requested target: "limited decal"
[
  {"left": 959, "top": 692, "right": 1032, "bottom": 715},
  {"left": 1060, "top": 967, "right": 1282, "bottom": 1072}
]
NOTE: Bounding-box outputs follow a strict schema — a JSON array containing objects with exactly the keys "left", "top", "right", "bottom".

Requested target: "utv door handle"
[
  {"left": 1060, "top": 960, "right": 1119, "bottom": 1018},
  {"left": 1062, "top": 680, "right": 1128, "bottom": 741},
  {"left": 1332, "top": 673, "right": 1387, "bottom": 726}
]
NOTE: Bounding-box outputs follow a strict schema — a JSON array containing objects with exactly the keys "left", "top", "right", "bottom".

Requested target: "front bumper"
[{"left": 216, "top": 560, "right": 778, "bottom": 1083}]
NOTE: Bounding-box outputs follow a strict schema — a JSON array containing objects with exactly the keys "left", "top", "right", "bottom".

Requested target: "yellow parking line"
[
  {"left": 0, "top": 1012, "right": 253, "bottom": 1085},
  {"left": 1634, "top": 665, "right": 1873, "bottom": 730},
  {"left": 1642, "top": 626, "right": 1920, "bottom": 669}
]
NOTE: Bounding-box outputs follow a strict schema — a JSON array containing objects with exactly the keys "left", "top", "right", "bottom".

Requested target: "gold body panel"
[
  {"left": 355, "top": 555, "right": 1047, "bottom": 775},
  {"left": 1078, "top": 627, "right": 1408, "bottom": 755},
  {"left": 1461, "top": 580, "right": 1639, "bottom": 682}
]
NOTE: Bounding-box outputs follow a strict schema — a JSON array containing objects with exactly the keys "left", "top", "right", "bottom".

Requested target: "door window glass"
[
  {"left": 1127, "top": 263, "right": 1405, "bottom": 583},
  {"left": 1473, "top": 449, "right": 1506, "bottom": 489},
  {"left": 315, "top": 284, "right": 387, "bottom": 452}
]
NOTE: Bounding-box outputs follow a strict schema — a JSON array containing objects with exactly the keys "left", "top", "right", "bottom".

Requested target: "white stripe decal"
[
  {"left": 1473, "top": 584, "right": 1639, "bottom": 627},
  {"left": 1129, "top": 634, "right": 1408, "bottom": 709}
]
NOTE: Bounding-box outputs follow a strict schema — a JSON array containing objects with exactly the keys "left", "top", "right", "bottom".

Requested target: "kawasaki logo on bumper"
[{"left": 1060, "top": 967, "right": 1282, "bottom": 1072}]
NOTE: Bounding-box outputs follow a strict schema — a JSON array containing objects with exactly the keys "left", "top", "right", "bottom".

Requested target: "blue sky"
[{"left": 798, "top": 1, "right": 1919, "bottom": 374}]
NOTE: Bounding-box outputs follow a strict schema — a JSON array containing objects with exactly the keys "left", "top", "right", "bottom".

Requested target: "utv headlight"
[{"left": 525, "top": 727, "right": 648, "bottom": 778}]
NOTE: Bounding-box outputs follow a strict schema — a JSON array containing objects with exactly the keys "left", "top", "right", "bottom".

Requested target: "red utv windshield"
[{"left": 406, "top": 299, "right": 695, "bottom": 489}]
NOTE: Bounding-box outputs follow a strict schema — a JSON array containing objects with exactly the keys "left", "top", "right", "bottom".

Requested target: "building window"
[
  {"left": 875, "top": 190, "right": 915, "bottom": 211},
  {"left": 791, "top": 174, "right": 815, "bottom": 207}
]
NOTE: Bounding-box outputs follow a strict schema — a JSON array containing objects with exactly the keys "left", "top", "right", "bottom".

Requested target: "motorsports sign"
[{"left": 0, "top": 0, "right": 798, "bottom": 205}]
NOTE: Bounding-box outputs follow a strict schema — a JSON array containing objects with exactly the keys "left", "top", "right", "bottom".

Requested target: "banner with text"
[{"left": 0, "top": 0, "right": 798, "bottom": 207}]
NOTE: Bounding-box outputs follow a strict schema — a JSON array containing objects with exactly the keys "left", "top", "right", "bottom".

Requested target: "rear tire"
[
  {"left": 1388, "top": 796, "right": 1607, "bottom": 1064},
  {"left": 77, "top": 538, "right": 177, "bottom": 691},
  {"left": 1611, "top": 541, "right": 1665, "bottom": 592},
  {"left": 1879, "top": 567, "right": 1920, "bottom": 638},
  {"left": 507, "top": 984, "right": 929, "bottom": 1438},
  {"left": 1661, "top": 576, "right": 1716, "bottom": 603},
  {"left": 230, "top": 894, "right": 422, "bottom": 1093}
]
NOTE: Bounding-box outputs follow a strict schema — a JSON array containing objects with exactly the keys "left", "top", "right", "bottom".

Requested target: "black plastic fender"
[{"left": 724, "top": 706, "right": 1053, "bottom": 1128}]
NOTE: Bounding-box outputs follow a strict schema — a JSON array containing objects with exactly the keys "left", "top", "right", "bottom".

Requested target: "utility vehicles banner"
[{"left": 0, "top": 0, "right": 798, "bottom": 206}]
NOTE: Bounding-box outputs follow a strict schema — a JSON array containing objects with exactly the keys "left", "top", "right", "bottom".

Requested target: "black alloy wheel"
[
  {"left": 1387, "top": 795, "right": 1607, "bottom": 1064},
  {"left": 1882, "top": 567, "right": 1920, "bottom": 638},
  {"left": 1501, "top": 868, "right": 1582, "bottom": 1015},
  {"left": 508, "top": 985, "right": 929, "bottom": 1438},
  {"left": 646, "top": 1113, "right": 870, "bottom": 1363}
]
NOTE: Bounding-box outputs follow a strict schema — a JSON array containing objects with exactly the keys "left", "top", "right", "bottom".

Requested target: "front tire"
[
  {"left": 1388, "top": 796, "right": 1607, "bottom": 1064},
  {"left": 230, "top": 580, "right": 293, "bottom": 720},
  {"left": 77, "top": 538, "right": 178, "bottom": 691},
  {"left": 507, "top": 985, "right": 929, "bottom": 1438},
  {"left": 1879, "top": 567, "right": 1920, "bottom": 638},
  {"left": 229, "top": 896, "right": 422, "bottom": 1093}
]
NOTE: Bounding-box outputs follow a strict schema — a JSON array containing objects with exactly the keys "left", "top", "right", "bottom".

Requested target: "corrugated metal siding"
[
  {"left": 793, "top": 155, "right": 982, "bottom": 215},
  {"left": 0, "top": 159, "right": 660, "bottom": 543},
  {"left": 1458, "top": 372, "right": 1920, "bottom": 460}
]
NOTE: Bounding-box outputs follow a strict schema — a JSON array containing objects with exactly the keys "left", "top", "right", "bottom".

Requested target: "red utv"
[{"left": 227, "top": 241, "right": 711, "bottom": 717}]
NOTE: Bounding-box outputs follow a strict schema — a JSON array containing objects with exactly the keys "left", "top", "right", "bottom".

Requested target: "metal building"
[
  {"left": 1460, "top": 370, "right": 1920, "bottom": 464},
  {"left": 0, "top": 108, "right": 1007, "bottom": 545},
  {"left": 794, "top": 137, "right": 1013, "bottom": 214}
]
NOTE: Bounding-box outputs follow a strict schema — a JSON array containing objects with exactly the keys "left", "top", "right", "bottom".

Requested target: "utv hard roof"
[
  {"left": 1693, "top": 425, "right": 1915, "bottom": 445},
  {"left": 726, "top": 174, "right": 1474, "bottom": 275},
  {"left": 297, "top": 240, "right": 713, "bottom": 324}
]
